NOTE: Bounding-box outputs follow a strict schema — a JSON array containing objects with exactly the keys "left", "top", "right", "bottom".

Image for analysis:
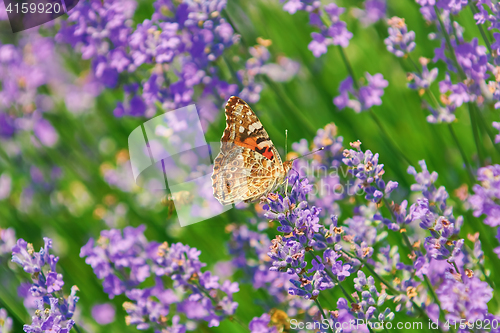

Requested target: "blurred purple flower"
[
  {"left": 436, "top": 0, "right": 468, "bottom": 14},
  {"left": 328, "top": 22, "right": 353, "bottom": 48},
  {"left": 18, "top": 282, "right": 39, "bottom": 309},
  {"left": 0, "top": 228, "right": 15, "bottom": 258},
  {"left": 82, "top": 225, "right": 238, "bottom": 330},
  {"left": 408, "top": 63, "right": 438, "bottom": 90},
  {"left": 0, "top": 113, "right": 15, "bottom": 138},
  {"left": 249, "top": 313, "right": 277, "bottom": 333},
  {"left": 385, "top": 17, "right": 416, "bottom": 57},
  {"left": 283, "top": 1, "right": 352, "bottom": 57},
  {"left": 493, "top": 122, "right": 500, "bottom": 143},
  {"left": 469, "top": 165, "right": 500, "bottom": 228},
  {"left": 308, "top": 33, "right": 331, "bottom": 58},
  {"left": 33, "top": 119, "right": 58, "bottom": 147},
  {"left": 0, "top": 308, "right": 12, "bottom": 333},
  {"left": 334, "top": 73, "right": 388, "bottom": 112},
  {"left": 437, "top": 276, "right": 493, "bottom": 322},
  {"left": 359, "top": 0, "right": 386, "bottom": 25},
  {"left": 91, "top": 303, "right": 116, "bottom": 325}
]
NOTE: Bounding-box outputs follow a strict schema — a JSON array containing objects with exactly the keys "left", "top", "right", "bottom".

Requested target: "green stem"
[
  {"left": 194, "top": 281, "right": 250, "bottom": 332},
  {"left": 434, "top": 6, "right": 487, "bottom": 165},
  {"left": 406, "top": 54, "right": 476, "bottom": 178},
  {"left": 337, "top": 38, "right": 413, "bottom": 166},
  {"left": 343, "top": 250, "right": 400, "bottom": 295},
  {"left": 308, "top": 252, "right": 355, "bottom": 303},
  {"left": 474, "top": 105, "right": 500, "bottom": 155},
  {"left": 369, "top": 111, "right": 413, "bottom": 165},
  {"left": 262, "top": 76, "right": 317, "bottom": 135},
  {"left": 468, "top": 102, "right": 485, "bottom": 166},
  {"left": 469, "top": 3, "right": 493, "bottom": 54},
  {"left": 73, "top": 324, "right": 83, "bottom": 333},
  {"left": 479, "top": 263, "right": 495, "bottom": 288},
  {"left": 222, "top": 55, "right": 244, "bottom": 91},
  {"left": 407, "top": 54, "right": 422, "bottom": 74},
  {"left": 406, "top": 55, "right": 476, "bottom": 181},
  {"left": 423, "top": 275, "right": 450, "bottom": 332},
  {"left": 433, "top": 6, "right": 466, "bottom": 80},
  {"left": 0, "top": 294, "right": 26, "bottom": 330},
  {"left": 448, "top": 124, "right": 475, "bottom": 184},
  {"left": 314, "top": 299, "right": 335, "bottom": 333},
  {"left": 337, "top": 46, "right": 359, "bottom": 90},
  {"left": 451, "top": 261, "right": 463, "bottom": 282}
]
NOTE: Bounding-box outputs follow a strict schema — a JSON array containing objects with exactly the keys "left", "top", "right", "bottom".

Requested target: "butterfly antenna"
[{"left": 287, "top": 147, "right": 325, "bottom": 162}]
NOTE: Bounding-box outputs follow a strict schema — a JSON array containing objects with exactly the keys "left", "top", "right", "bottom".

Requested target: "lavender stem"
[{"left": 314, "top": 298, "right": 334, "bottom": 333}]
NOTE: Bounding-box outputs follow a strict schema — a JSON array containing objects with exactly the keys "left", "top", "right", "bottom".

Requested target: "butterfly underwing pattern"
[{"left": 211, "top": 96, "right": 292, "bottom": 205}]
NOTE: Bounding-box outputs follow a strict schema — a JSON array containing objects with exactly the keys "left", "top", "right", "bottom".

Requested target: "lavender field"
[{"left": 1, "top": 0, "right": 500, "bottom": 332}]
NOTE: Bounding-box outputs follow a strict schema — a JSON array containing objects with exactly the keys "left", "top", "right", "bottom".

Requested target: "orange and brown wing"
[
  {"left": 212, "top": 96, "right": 287, "bottom": 205},
  {"left": 221, "top": 96, "right": 281, "bottom": 162}
]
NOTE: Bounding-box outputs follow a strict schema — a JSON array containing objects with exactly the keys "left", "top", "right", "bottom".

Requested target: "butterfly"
[{"left": 211, "top": 96, "right": 293, "bottom": 205}]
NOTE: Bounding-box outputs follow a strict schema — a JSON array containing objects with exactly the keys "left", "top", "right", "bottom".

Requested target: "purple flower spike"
[
  {"left": 82, "top": 226, "right": 238, "bottom": 331},
  {"left": 385, "top": 17, "right": 416, "bottom": 57},
  {"left": 11, "top": 239, "right": 44, "bottom": 274},
  {"left": 11, "top": 237, "right": 79, "bottom": 332}
]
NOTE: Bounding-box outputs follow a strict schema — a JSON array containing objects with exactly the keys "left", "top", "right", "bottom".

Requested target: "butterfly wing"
[
  {"left": 212, "top": 96, "right": 286, "bottom": 205},
  {"left": 220, "top": 96, "right": 283, "bottom": 164},
  {"left": 212, "top": 146, "right": 280, "bottom": 205}
]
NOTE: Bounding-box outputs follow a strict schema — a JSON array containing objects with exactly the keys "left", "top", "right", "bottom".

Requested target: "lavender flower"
[
  {"left": 91, "top": 303, "right": 116, "bottom": 325},
  {"left": 353, "top": 0, "right": 386, "bottom": 26},
  {"left": 437, "top": 276, "right": 493, "bottom": 323},
  {"left": 80, "top": 225, "right": 151, "bottom": 297},
  {"left": 493, "top": 122, "right": 500, "bottom": 143},
  {"left": 469, "top": 165, "right": 500, "bottom": 258},
  {"left": 238, "top": 42, "right": 299, "bottom": 103},
  {"left": 406, "top": 160, "right": 464, "bottom": 261},
  {"left": 0, "top": 228, "right": 15, "bottom": 258},
  {"left": 82, "top": 225, "right": 238, "bottom": 331},
  {"left": 0, "top": 113, "right": 15, "bottom": 138},
  {"left": 341, "top": 141, "right": 397, "bottom": 203},
  {"left": 263, "top": 174, "right": 353, "bottom": 300},
  {"left": 249, "top": 313, "right": 278, "bottom": 333},
  {"left": 56, "top": 0, "right": 242, "bottom": 120},
  {"left": 11, "top": 237, "right": 79, "bottom": 333},
  {"left": 282, "top": 2, "right": 352, "bottom": 58},
  {"left": 24, "top": 297, "right": 77, "bottom": 333},
  {"left": 0, "top": 308, "right": 12, "bottom": 333},
  {"left": 334, "top": 73, "right": 389, "bottom": 112},
  {"left": 0, "top": 34, "right": 97, "bottom": 142},
  {"left": 384, "top": 17, "right": 416, "bottom": 57}
]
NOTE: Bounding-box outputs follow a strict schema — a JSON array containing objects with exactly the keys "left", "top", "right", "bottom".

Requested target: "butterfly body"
[{"left": 211, "top": 96, "right": 292, "bottom": 205}]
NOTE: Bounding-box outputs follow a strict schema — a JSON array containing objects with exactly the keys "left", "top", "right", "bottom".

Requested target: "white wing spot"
[{"left": 239, "top": 126, "right": 245, "bottom": 133}]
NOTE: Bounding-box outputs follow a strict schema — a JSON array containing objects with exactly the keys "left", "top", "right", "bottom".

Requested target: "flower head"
[{"left": 385, "top": 17, "right": 416, "bottom": 57}]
